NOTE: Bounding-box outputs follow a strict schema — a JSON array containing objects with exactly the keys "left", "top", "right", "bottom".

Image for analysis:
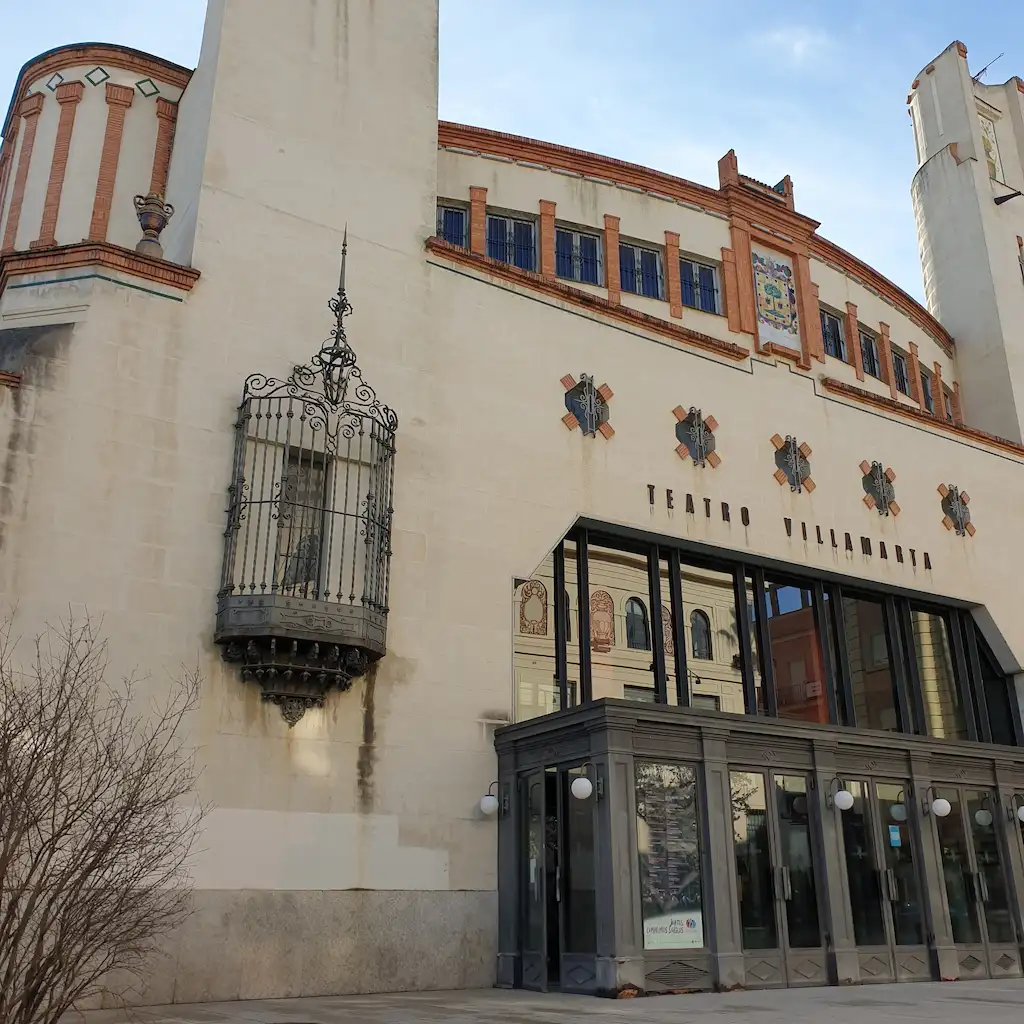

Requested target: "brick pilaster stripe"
[
  {"left": 88, "top": 82, "right": 135, "bottom": 242},
  {"left": 32, "top": 81, "right": 84, "bottom": 248},
  {"left": 539, "top": 200, "right": 556, "bottom": 280},
  {"left": 845, "top": 301, "right": 864, "bottom": 380},
  {"left": 665, "top": 231, "right": 682, "bottom": 318},
  {"left": 149, "top": 97, "right": 178, "bottom": 196},
  {"left": 469, "top": 186, "right": 487, "bottom": 256},
  {"left": 604, "top": 214, "right": 621, "bottom": 304},
  {"left": 1, "top": 93, "right": 44, "bottom": 253}
]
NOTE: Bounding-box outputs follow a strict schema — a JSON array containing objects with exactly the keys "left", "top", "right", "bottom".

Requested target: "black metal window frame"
[
  {"left": 436, "top": 203, "right": 468, "bottom": 248},
  {"left": 943, "top": 388, "right": 954, "bottom": 421},
  {"left": 619, "top": 241, "right": 664, "bottom": 300},
  {"left": 920, "top": 369, "right": 935, "bottom": 414},
  {"left": 486, "top": 212, "right": 537, "bottom": 272},
  {"left": 859, "top": 329, "right": 882, "bottom": 380},
  {"left": 555, "top": 225, "right": 603, "bottom": 286},
  {"left": 820, "top": 308, "right": 847, "bottom": 362},
  {"left": 892, "top": 349, "right": 911, "bottom": 396},
  {"left": 546, "top": 520, "right": 1022, "bottom": 748},
  {"left": 679, "top": 255, "right": 720, "bottom": 314}
]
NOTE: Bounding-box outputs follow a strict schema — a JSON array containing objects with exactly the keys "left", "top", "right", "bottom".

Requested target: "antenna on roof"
[{"left": 972, "top": 53, "right": 1003, "bottom": 83}]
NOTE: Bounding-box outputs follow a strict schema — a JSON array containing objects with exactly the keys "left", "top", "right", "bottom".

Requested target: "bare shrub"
[{"left": 0, "top": 616, "right": 204, "bottom": 1023}]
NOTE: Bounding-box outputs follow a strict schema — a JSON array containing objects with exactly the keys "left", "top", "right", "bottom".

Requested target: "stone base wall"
[{"left": 80, "top": 889, "right": 497, "bottom": 1008}]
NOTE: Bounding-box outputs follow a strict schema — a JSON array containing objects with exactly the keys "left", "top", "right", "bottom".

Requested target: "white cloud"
[{"left": 753, "top": 26, "right": 834, "bottom": 66}]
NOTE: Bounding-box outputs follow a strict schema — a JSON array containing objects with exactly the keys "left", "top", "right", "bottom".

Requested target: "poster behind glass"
[{"left": 635, "top": 762, "right": 705, "bottom": 949}]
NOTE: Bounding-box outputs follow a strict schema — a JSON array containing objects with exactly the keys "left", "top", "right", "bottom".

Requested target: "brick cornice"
[
  {"left": 18, "top": 93, "right": 44, "bottom": 118},
  {"left": 104, "top": 82, "right": 135, "bottom": 108},
  {"left": 155, "top": 97, "right": 179, "bottom": 121},
  {"left": 821, "top": 377, "right": 1024, "bottom": 460},
  {"left": 0, "top": 372, "right": 20, "bottom": 389},
  {"left": 4, "top": 43, "right": 191, "bottom": 136},
  {"left": 425, "top": 236, "right": 749, "bottom": 362},
  {"left": 438, "top": 120, "right": 956, "bottom": 358},
  {"left": 55, "top": 81, "right": 84, "bottom": 105},
  {"left": 0, "top": 241, "right": 200, "bottom": 295}
]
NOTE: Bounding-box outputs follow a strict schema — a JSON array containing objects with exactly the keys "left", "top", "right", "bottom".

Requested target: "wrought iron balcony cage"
[{"left": 215, "top": 235, "right": 397, "bottom": 724}]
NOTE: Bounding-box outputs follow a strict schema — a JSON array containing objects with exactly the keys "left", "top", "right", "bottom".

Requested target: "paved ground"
[{"left": 68, "top": 980, "right": 1024, "bottom": 1024}]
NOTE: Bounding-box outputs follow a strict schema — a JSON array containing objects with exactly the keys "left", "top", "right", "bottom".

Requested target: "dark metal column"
[
  {"left": 648, "top": 545, "right": 668, "bottom": 705},
  {"left": 668, "top": 550, "right": 689, "bottom": 707},
  {"left": 732, "top": 565, "right": 758, "bottom": 715},
  {"left": 576, "top": 529, "right": 593, "bottom": 704},
  {"left": 553, "top": 542, "right": 569, "bottom": 711}
]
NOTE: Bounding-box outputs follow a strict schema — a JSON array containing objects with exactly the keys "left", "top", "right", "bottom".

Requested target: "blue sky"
[{"left": 2, "top": 1, "right": 1021, "bottom": 301}]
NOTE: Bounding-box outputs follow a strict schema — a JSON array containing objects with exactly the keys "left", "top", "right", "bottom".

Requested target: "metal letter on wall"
[{"left": 215, "top": 234, "right": 398, "bottom": 724}]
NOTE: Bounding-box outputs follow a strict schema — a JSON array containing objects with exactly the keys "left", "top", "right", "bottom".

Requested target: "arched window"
[
  {"left": 626, "top": 598, "right": 651, "bottom": 651},
  {"left": 691, "top": 609, "right": 712, "bottom": 660}
]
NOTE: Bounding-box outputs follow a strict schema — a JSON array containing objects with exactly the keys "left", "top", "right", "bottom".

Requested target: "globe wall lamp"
[
  {"left": 1006, "top": 794, "right": 1024, "bottom": 825},
  {"left": 571, "top": 762, "right": 604, "bottom": 801},
  {"left": 922, "top": 786, "right": 952, "bottom": 818},
  {"left": 479, "top": 781, "right": 507, "bottom": 817},
  {"left": 825, "top": 778, "right": 855, "bottom": 812},
  {"left": 974, "top": 798, "right": 994, "bottom": 828}
]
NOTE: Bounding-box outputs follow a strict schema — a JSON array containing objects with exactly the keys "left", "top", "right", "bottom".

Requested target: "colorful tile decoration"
[
  {"left": 979, "top": 115, "right": 1003, "bottom": 182},
  {"left": 752, "top": 247, "right": 799, "bottom": 351}
]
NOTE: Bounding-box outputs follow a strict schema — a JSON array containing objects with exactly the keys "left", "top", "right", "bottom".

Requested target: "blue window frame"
[
  {"left": 436, "top": 205, "right": 467, "bottom": 248},
  {"left": 555, "top": 228, "right": 602, "bottom": 285},
  {"left": 859, "top": 330, "right": 882, "bottom": 379},
  {"left": 680, "top": 258, "right": 720, "bottom": 314},
  {"left": 620, "top": 243, "right": 662, "bottom": 299},
  {"left": 486, "top": 215, "right": 536, "bottom": 272},
  {"left": 820, "top": 310, "right": 847, "bottom": 361}
]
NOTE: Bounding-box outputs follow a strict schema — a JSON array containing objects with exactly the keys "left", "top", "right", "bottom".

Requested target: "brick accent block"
[
  {"left": 951, "top": 382, "right": 964, "bottom": 425},
  {"left": 721, "top": 247, "right": 742, "bottom": 333},
  {"left": 562, "top": 412, "right": 579, "bottom": 431},
  {"left": 87, "top": 82, "right": 135, "bottom": 243},
  {"left": 469, "top": 187, "right": 487, "bottom": 256},
  {"left": 933, "top": 361, "right": 946, "bottom": 419},
  {"left": 32, "top": 81, "right": 84, "bottom": 249},
  {"left": 539, "top": 200, "right": 556, "bottom": 280},
  {"left": 596, "top": 383, "right": 613, "bottom": 402},
  {"left": 2, "top": 93, "right": 45, "bottom": 252},
  {"left": 846, "top": 301, "right": 864, "bottom": 380},
  {"left": 597, "top": 422, "right": 615, "bottom": 440},
  {"left": 908, "top": 342, "right": 923, "bottom": 409},
  {"left": 149, "top": 97, "right": 178, "bottom": 197},
  {"left": 878, "top": 322, "right": 897, "bottom": 399},
  {"left": 604, "top": 214, "right": 620, "bottom": 304},
  {"left": 664, "top": 231, "right": 682, "bottom": 318}
]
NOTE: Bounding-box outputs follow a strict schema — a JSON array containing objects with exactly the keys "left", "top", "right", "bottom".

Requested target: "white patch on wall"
[
  {"left": 751, "top": 247, "right": 799, "bottom": 352},
  {"left": 979, "top": 114, "right": 1003, "bottom": 182}
]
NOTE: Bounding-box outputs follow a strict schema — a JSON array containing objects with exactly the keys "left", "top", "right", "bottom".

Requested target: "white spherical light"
[
  {"left": 479, "top": 794, "right": 499, "bottom": 816},
  {"left": 833, "top": 789, "right": 855, "bottom": 812},
  {"left": 1017, "top": 805, "right": 1024, "bottom": 824},
  {"left": 570, "top": 776, "right": 594, "bottom": 801},
  {"left": 975, "top": 809, "right": 994, "bottom": 828},
  {"left": 931, "top": 798, "right": 952, "bottom": 818},
  {"left": 890, "top": 803, "right": 908, "bottom": 822}
]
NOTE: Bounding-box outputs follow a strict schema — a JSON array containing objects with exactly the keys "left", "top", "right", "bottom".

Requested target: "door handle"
[
  {"left": 977, "top": 871, "right": 990, "bottom": 903},
  {"left": 886, "top": 868, "right": 898, "bottom": 902},
  {"left": 554, "top": 865, "right": 561, "bottom": 903},
  {"left": 782, "top": 865, "right": 793, "bottom": 901}
]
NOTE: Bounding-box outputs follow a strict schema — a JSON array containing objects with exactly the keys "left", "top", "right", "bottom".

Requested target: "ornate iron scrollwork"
[
  {"left": 771, "top": 434, "right": 814, "bottom": 493},
  {"left": 216, "top": 232, "right": 397, "bottom": 724},
  {"left": 939, "top": 483, "right": 975, "bottom": 537},
  {"left": 673, "top": 406, "right": 721, "bottom": 468},
  {"left": 861, "top": 460, "right": 900, "bottom": 516},
  {"left": 561, "top": 373, "right": 614, "bottom": 438}
]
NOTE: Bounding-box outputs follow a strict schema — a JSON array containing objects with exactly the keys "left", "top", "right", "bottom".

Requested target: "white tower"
[{"left": 910, "top": 41, "right": 1024, "bottom": 442}]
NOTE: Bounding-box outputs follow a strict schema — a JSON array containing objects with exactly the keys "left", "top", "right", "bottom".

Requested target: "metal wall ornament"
[
  {"left": 673, "top": 406, "right": 721, "bottom": 468},
  {"left": 861, "top": 460, "right": 900, "bottom": 516},
  {"left": 561, "top": 374, "right": 614, "bottom": 439},
  {"left": 939, "top": 483, "right": 976, "bottom": 537},
  {"left": 215, "top": 231, "right": 398, "bottom": 724},
  {"left": 771, "top": 434, "right": 815, "bottom": 493},
  {"left": 133, "top": 192, "right": 174, "bottom": 258}
]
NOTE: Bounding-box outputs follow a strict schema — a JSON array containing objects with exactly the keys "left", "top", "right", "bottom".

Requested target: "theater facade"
[{"left": 1, "top": 2, "right": 1024, "bottom": 1005}]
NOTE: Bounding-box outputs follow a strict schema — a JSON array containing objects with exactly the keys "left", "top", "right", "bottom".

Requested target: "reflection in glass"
[
  {"left": 979, "top": 644, "right": 1016, "bottom": 746},
  {"left": 514, "top": 551, "right": 558, "bottom": 722},
  {"left": 764, "top": 581, "right": 829, "bottom": 725},
  {"left": 564, "top": 767, "right": 597, "bottom": 953},
  {"left": 842, "top": 596, "right": 900, "bottom": 731},
  {"left": 659, "top": 556, "right": 679, "bottom": 706},
  {"left": 774, "top": 775, "right": 822, "bottom": 948},
  {"left": 876, "top": 782, "right": 924, "bottom": 945},
  {"left": 587, "top": 543, "right": 657, "bottom": 700},
  {"left": 691, "top": 610, "right": 712, "bottom": 660},
  {"left": 524, "top": 773, "right": 545, "bottom": 953},
  {"left": 744, "top": 577, "right": 768, "bottom": 714},
  {"left": 935, "top": 791, "right": 981, "bottom": 944},
  {"left": 682, "top": 563, "right": 744, "bottom": 715},
  {"left": 636, "top": 763, "right": 704, "bottom": 949},
  {"left": 840, "top": 781, "right": 886, "bottom": 946},
  {"left": 730, "top": 771, "right": 778, "bottom": 950},
  {"left": 966, "top": 790, "right": 1014, "bottom": 944},
  {"left": 911, "top": 611, "right": 967, "bottom": 740}
]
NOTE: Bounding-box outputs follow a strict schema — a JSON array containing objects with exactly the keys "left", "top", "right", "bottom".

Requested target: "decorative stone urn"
[{"left": 133, "top": 193, "right": 174, "bottom": 258}]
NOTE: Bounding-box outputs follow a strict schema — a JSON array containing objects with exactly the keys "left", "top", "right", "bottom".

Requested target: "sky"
[{"left": 1, "top": 1, "right": 1022, "bottom": 303}]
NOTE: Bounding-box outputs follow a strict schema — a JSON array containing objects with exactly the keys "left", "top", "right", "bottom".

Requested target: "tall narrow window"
[
  {"left": 920, "top": 371, "right": 935, "bottom": 414},
  {"left": 680, "top": 257, "right": 720, "bottom": 314},
  {"left": 436, "top": 205, "right": 467, "bottom": 248},
  {"left": 841, "top": 596, "right": 901, "bottom": 731},
  {"left": 892, "top": 351, "right": 911, "bottom": 396},
  {"left": 860, "top": 330, "right": 882, "bottom": 379},
  {"left": 277, "top": 449, "right": 327, "bottom": 597},
  {"left": 626, "top": 598, "right": 651, "bottom": 651},
  {"left": 820, "top": 310, "right": 847, "bottom": 361},
  {"left": 487, "top": 214, "right": 536, "bottom": 272},
  {"left": 690, "top": 609, "right": 712, "bottom": 661},
  {"left": 943, "top": 389, "right": 954, "bottom": 421},
  {"left": 911, "top": 610, "right": 966, "bottom": 740},
  {"left": 556, "top": 228, "right": 602, "bottom": 285},
  {"left": 620, "top": 243, "right": 663, "bottom": 299}
]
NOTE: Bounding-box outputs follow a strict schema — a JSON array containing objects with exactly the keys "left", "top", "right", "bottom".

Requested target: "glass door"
[
  {"left": 839, "top": 781, "right": 930, "bottom": 983},
  {"left": 520, "top": 770, "right": 550, "bottom": 991},
  {"left": 730, "top": 771, "right": 827, "bottom": 987},
  {"left": 935, "top": 788, "right": 1021, "bottom": 979}
]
